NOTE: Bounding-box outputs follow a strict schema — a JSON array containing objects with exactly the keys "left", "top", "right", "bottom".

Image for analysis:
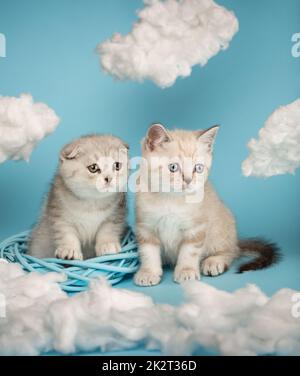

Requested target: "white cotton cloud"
[
  {"left": 242, "top": 98, "right": 300, "bottom": 177},
  {"left": 1, "top": 262, "right": 300, "bottom": 356},
  {"left": 0, "top": 94, "right": 60, "bottom": 163},
  {"left": 97, "top": 0, "right": 239, "bottom": 88}
]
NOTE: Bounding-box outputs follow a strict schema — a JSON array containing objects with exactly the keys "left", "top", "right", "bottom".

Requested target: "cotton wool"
[
  {"left": 0, "top": 262, "right": 300, "bottom": 356},
  {"left": 97, "top": 0, "right": 239, "bottom": 88},
  {"left": 242, "top": 98, "right": 300, "bottom": 177},
  {"left": 0, "top": 94, "right": 60, "bottom": 163}
]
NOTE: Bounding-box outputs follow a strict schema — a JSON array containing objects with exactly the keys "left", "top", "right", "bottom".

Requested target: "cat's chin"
[
  {"left": 94, "top": 190, "right": 118, "bottom": 198},
  {"left": 169, "top": 188, "right": 204, "bottom": 203},
  {"left": 183, "top": 187, "right": 199, "bottom": 195},
  {"left": 168, "top": 187, "right": 201, "bottom": 195},
  {"left": 70, "top": 187, "right": 117, "bottom": 200},
  {"left": 96, "top": 185, "right": 125, "bottom": 195},
  {"left": 161, "top": 190, "right": 198, "bottom": 197}
]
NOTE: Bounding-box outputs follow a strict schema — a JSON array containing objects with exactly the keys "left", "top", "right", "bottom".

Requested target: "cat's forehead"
[
  {"left": 79, "top": 136, "right": 127, "bottom": 162},
  {"left": 165, "top": 132, "right": 206, "bottom": 159},
  {"left": 85, "top": 146, "right": 120, "bottom": 158},
  {"left": 84, "top": 148, "right": 126, "bottom": 164}
]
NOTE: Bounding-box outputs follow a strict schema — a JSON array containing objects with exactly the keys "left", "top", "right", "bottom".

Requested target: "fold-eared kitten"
[{"left": 29, "top": 134, "right": 129, "bottom": 260}]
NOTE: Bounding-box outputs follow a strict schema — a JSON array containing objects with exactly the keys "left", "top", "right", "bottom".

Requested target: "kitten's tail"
[{"left": 237, "top": 238, "right": 281, "bottom": 273}]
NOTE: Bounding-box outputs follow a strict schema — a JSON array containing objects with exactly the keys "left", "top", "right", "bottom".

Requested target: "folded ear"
[
  {"left": 60, "top": 141, "right": 82, "bottom": 161},
  {"left": 196, "top": 125, "right": 220, "bottom": 152},
  {"left": 122, "top": 141, "right": 129, "bottom": 150},
  {"left": 145, "top": 123, "right": 172, "bottom": 151}
]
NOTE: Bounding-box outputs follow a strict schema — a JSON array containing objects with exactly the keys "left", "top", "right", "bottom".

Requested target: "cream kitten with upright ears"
[
  {"left": 134, "top": 124, "right": 280, "bottom": 286},
  {"left": 29, "top": 134, "right": 129, "bottom": 260}
]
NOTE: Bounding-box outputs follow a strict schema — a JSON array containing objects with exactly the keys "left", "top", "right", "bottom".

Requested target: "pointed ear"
[
  {"left": 197, "top": 125, "right": 220, "bottom": 152},
  {"left": 145, "top": 123, "right": 172, "bottom": 151},
  {"left": 60, "top": 141, "right": 82, "bottom": 161}
]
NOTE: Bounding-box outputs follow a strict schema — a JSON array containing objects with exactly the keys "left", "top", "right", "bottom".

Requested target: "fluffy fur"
[
  {"left": 28, "top": 135, "right": 129, "bottom": 260},
  {"left": 134, "top": 124, "right": 279, "bottom": 286}
]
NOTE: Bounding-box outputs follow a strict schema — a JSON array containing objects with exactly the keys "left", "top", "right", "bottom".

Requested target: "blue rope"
[{"left": 0, "top": 229, "right": 139, "bottom": 292}]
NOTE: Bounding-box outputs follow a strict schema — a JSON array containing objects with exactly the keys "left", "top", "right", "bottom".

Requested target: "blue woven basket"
[{"left": 0, "top": 229, "right": 139, "bottom": 292}]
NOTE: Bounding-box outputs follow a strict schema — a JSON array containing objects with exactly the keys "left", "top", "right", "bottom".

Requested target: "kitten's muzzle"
[{"left": 104, "top": 176, "right": 112, "bottom": 184}]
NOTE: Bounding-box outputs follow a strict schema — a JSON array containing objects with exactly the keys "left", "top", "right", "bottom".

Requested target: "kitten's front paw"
[
  {"left": 95, "top": 242, "right": 121, "bottom": 256},
  {"left": 55, "top": 247, "right": 83, "bottom": 260},
  {"left": 174, "top": 267, "right": 200, "bottom": 283},
  {"left": 201, "top": 255, "right": 228, "bottom": 276},
  {"left": 134, "top": 268, "right": 162, "bottom": 286}
]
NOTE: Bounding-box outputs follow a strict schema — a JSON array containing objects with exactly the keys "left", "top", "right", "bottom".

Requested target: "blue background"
[{"left": 0, "top": 0, "right": 299, "bottom": 356}]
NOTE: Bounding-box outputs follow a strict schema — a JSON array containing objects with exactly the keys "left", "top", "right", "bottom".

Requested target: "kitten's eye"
[
  {"left": 194, "top": 163, "right": 204, "bottom": 174},
  {"left": 113, "top": 162, "right": 122, "bottom": 171},
  {"left": 87, "top": 164, "right": 100, "bottom": 173},
  {"left": 168, "top": 163, "right": 180, "bottom": 173}
]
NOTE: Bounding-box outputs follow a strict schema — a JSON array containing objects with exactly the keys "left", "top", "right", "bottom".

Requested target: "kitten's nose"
[
  {"left": 183, "top": 176, "right": 192, "bottom": 185},
  {"left": 104, "top": 176, "right": 112, "bottom": 184}
]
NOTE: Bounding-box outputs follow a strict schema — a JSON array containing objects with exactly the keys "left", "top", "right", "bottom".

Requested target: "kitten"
[
  {"left": 28, "top": 134, "right": 129, "bottom": 260},
  {"left": 134, "top": 123, "right": 279, "bottom": 286}
]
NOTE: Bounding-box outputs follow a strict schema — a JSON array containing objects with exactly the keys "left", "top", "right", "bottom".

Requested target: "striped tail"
[{"left": 237, "top": 238, "right": 281, "bottom": 273}]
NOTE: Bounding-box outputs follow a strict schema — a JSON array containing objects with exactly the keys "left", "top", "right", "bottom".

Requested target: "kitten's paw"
[
  {"left": 174, "top": 267, "right": 200, "bottom": 283},
  {"left": 201, "top": 256, "right": 228, "bottom": 276},
  {"left": 55, "top": 247, "right": 83, "bottom": 261},
  {"left": 134, "top": 268, "right": 162, "bottom": 286},
  {"left": 95, "top": 242, "right": 121, "bottom": 256}
]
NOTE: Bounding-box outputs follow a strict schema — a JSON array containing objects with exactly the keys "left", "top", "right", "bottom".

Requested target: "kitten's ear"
[
  {"left": 145, "top": 123, "right": 172, "bottom": 151},
  {"left": 122, "top": 142, "right": 129, "bottom": 150},
  {"left": 60, "top": 141, "right": 82, "bottom": 161},
  {"left": 197, "top": 125, "right": 220, "bottom": 152}
]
